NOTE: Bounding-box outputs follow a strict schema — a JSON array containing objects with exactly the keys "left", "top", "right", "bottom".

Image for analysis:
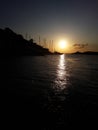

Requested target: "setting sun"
[{"left": 58, "top": 40, "right": 67, "bottom": 49}]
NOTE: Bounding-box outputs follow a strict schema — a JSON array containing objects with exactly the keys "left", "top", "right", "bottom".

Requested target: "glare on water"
[
  {"left": 53, "top": 54, "right": 67, "bottom": 91},
  {"left": 58, "top": 54, "right": 65, "bottom": 77}
]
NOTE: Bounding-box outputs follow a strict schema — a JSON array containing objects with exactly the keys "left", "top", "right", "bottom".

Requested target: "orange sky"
[{"left": 42, "top": 38, "right": 98, "bottom": 53}]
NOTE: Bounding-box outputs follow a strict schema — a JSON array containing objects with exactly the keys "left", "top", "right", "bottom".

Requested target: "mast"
[
  {"left": 39, "top": 36, "right": 41, "bottom": 46},
  {"left": 52, "top": 40, "right": 54, "bottom": 52}
]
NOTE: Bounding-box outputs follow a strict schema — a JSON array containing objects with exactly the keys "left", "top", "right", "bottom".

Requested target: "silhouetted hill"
[
  {"left": 0, "top": 28, "right": 51, "bottom": 56},
  {"left": 71, "top": 51, "right": 98, "bottom": 55},
  {"left": 52, "top": 51, "right": 63, "bottom": 55}
]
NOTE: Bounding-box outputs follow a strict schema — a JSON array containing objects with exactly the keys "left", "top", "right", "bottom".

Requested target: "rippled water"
[{"left": 0, "top": 54, "right": 98, "bottom": 129}]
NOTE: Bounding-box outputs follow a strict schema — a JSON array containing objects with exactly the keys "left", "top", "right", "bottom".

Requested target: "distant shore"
[{"left": 70, "top": 51, "right": 98, "bottom": 55}]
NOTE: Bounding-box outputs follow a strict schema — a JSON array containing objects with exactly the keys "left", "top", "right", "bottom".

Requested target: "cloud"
[{"left": 73, "top": 43, "right": 88, "bottom": 49}]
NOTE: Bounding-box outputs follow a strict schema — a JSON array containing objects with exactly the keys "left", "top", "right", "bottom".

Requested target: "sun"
[{"left": 58, "top": 40, "right": 67, "bottom": 49}]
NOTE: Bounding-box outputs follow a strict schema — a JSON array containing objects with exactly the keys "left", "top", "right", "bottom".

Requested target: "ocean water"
[{"left": 0, "top": 54, "right": 98, "bottom": 129}]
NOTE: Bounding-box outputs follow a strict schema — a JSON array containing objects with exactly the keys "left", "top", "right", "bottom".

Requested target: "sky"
[{"left": 0, "top": 0, "right": 98, "bottom": 52}]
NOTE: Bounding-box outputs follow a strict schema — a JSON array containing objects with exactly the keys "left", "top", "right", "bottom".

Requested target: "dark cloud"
[{"left": 73, "top": 43, "right": 88, "bottom": 49}]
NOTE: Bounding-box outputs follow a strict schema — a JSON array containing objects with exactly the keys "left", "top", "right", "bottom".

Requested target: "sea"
[{"left": 0, "top": 54, "right": 98, "bottom": 129}]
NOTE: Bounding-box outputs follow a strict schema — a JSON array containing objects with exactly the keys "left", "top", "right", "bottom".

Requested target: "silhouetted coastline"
[
  {"left": 0, "top": 27, "right": 61, "bottom": 57},
  {"left": 71, "top": 51, "right": 98, "bottom": 55}
]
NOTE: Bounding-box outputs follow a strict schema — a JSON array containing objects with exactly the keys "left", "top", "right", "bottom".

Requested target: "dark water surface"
[{"left": 0, "top": 54, "right": 98, "bottom": 129}]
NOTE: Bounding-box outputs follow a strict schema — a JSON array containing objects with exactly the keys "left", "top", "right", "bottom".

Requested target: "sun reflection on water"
[
  {"left": 58, "top": 54, "right": 65, "bottom": 78},
  {"left": 54, "top": 54, "right": 67, "bottom": 91}
]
